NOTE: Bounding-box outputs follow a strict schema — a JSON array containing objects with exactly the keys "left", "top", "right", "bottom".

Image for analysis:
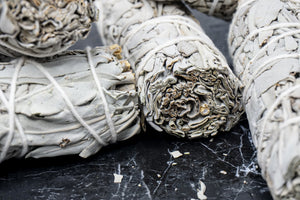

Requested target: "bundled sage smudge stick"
[
  {"left": 96, "top": 0, "right": 243, "bottom": 139},
  {"left": 152, "top": 0, "right": 238, "bottom": 20},
  {"left": 0, "top": 0, "right": 98, "bottom": 57},
  {"left": 228, "top": 0, "right": 300, "bottom": 199},
  {"left": 0, "top": 46, "right": 140, "bottom": 163}
]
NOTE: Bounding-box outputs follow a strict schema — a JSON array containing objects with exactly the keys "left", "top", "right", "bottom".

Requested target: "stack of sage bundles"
[
  {"left": 0, "top": 0, "right": 97, "bottom": 57},
  {"left": 96, "top": 0, "right": 244, "bottom": 139},
  {"left": 228, "top": 0, "right": 300, "bottom": 199},
  {"left": 0, "top": 46, "right": 140, "bottom": 163},
  {"left": 152, "top": 0, "right": 238, "bottom": 20}
]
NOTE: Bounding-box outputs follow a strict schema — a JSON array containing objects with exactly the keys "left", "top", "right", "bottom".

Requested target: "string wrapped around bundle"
[
  {"left": 0, "top": 0, "right": 98, "bottom": 57},
  {"left": 0, "top": 46, "right": 140, "bottom": 163},
  {"left": 152, "top": 0, "right": 238, "bottom": 20},
  {"left": 228, "top": 0, "right": 300, "bottom": 199},
  {"left": 96, "top": 0, "right": 243, "bottom": 139}
]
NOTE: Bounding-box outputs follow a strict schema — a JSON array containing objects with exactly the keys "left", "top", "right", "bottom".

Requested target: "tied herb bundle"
[
  {"left": 0, "top": 46, "right": 140, "bottom": 163},
  {"left": 152, "top": 0, "right": 238, "bottom": 20},
  {"left": 228, "top": 0, "right": 300, "bottom": 199},
  {"left": 0, "top": 0, "right": 98, "bottom": 57},
  {"left": 96, "top": 0, "right": 243, "bottom": 139}
]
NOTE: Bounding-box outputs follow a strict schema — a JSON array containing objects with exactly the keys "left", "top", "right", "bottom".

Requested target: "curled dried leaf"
[{"left": 0, "top": 0, "right": 98, "bottom": 57}]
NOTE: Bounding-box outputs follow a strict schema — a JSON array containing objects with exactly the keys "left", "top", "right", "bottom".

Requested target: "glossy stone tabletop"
[{"left": 0, "top": 12, "right": 273, "bottom": 200}]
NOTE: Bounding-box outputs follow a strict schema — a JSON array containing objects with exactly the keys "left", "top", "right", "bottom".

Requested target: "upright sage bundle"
[
  {"left": 152, "top": 0, "right": 238, "bottom": 20},
  {"left": 0, "top": 46, "right": 140, "bottom": 163},
  {"left": 96, "top": 0, "right": 243, "bottom": 139},
  {"left": 228, "top": 0, "right": 300, "bottom": 199},
  {"left": 0, "top": 0, "right": 98, "bottom": 57}
]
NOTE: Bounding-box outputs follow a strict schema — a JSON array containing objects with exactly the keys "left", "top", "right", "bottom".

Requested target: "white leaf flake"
[
  {"left": 197, "top": 181, "right": 207, "bottom": 200},
  {"left": 170, "top": 150, "right": 183, "bottom": 159},
  {"left": 113, "top": 173, "right": 123, "bottom": 183}
]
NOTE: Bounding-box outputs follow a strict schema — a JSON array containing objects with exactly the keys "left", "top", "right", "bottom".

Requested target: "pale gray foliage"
[
  {"left": 152, "top": 0, "right": 238, "bottom": 20},
  {"left": 0, "top": 0, "right": 98, "bottom": 57},
  {"left": 96, "top": 0, "right": 243, "bottom": 139},
  {"left": 0, "top": 46, "right": 140, "bottom": 163},
  {"left": 228, "top": 0, "right": 300, "bottom": 199}
]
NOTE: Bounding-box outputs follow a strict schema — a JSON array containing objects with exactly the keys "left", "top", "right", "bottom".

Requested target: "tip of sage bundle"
[
  {"left": 0, "top": 0, "right": 98, "bottom": 57},
  {"left": 142, "top": 46, "right": 244, "bottom": 139}
]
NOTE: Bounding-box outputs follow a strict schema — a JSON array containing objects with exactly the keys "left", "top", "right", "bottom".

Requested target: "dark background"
[{"left": 0, "top": 11, "right": 273, "bottom": 200}]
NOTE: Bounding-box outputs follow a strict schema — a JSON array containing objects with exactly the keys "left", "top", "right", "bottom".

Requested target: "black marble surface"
[{"left": 0, "top": 12, "right": 273, "bottom": 200}]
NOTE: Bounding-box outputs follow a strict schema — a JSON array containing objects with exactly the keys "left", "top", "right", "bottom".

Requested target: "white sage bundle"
[
  {"left": 0, "top": 0, "right": 98, "bottom": 57},
  {"left": 0, "top": 46, "right": 140, "bottom": 163},
  {"left": 228, "top": 0, "right": 300, "bottom": 199},
  {"left": 152, "top": 0, "right": 238, "bottom": 20},
  {"left": 96, "top": 0, "right": 243, "bottom": 139}
]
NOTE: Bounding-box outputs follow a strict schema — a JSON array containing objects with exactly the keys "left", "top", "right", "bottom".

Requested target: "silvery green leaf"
[
  {"left": 96, "top": 0, "right": 243, "bottom": 139},
  {"left": 0, "top": 46, "right": 140, "bottom": 163},
  {"left": 228, "top": 0, "right": 300, "bottom": 199},
  {"left": 0, "top": 0, "right": 98, "bottom": 57},
  {"left": 152, "top": 0, "right": 238, "bottom": 20}
]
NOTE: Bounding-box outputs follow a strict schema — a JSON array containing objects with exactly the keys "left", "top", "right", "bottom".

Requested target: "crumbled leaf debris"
[
  {"left": 197, "top": 181, "right": 208, "bottom": 200},
  {"left": 170, "top": 150, "right": 183, "bottom": 159},
  {"left": 220, "top": 170, "right": 227, "bottom": 175},
  {"left": 113, "top": 173, "right": 123, "bottom": 183}
]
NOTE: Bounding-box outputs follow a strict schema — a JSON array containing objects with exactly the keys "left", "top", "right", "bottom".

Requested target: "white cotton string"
[
  {"left": 232, "top": 22, "right": 300, "bottom": 70},
  {"left": 259, "top": 84, "right": 300, "bottom": 151},
  {"left": 135, "top": 36, "right": 219, "bottom": 78},
  {"left": 24, "top": 115, "right": 106, "bottom": 135},
  {"left": 242, "top": 53, "right": 300, "bottom": 102},
  {"left": 0, "top": 58, "right": 24, "bottom": 162},
  {"left": 121, "top": 15, "right": 206, "bottom": 48},
  {"left": 86, "top": 46, "right": 117, "bottom": 143},
  {"left": 15, "top": 84, "right": 53, "bottom": 103},
  {"left": 208, "top": 0, "right": 219, "bottom": 16},
  {"left": 115, "top": 14, "right": 235, "bottom": 100},
  {"left": 280, "top": 116, "right": 300, "bottom": 129},
  {"left": 0, "top": 90, "right": 28, "bottom": 158},
  {"left": 121, "top": 15, "right": 224, "bottom": 77},
  {"left": 27, "top": 60, "right": 108, "bottom": 146},
  {"left": 251, "top": 53, "right": 300, "bottom": 80},
  {"left": 241, "top": 29, "right": 300, "bottom": 81}
]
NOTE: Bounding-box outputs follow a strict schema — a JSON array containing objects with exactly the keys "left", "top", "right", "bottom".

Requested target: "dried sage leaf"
[
  {"left": 228, "top": 0, "right": 300, "bottom": 199},
  {"left": 96, "top": 0, "right": 243, "bottom": 139},
  {"left": 0, "top": 46, "right": 140, "bottom": 163},
  {"left": 0, "top": 0, "right": 98, "bottom": 57},
  {"left": 152, "top": 0, "right": 238, "bottom": 20}
]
